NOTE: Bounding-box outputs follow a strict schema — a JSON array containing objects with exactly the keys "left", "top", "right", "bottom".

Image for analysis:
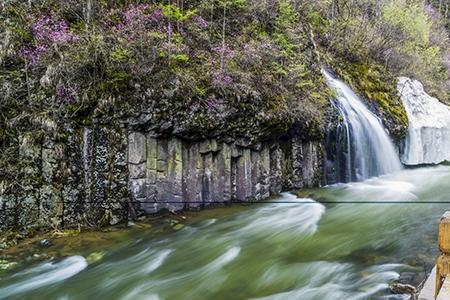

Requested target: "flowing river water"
[{"left": 1, "top": 165, "right": 450, "bottom": 299}]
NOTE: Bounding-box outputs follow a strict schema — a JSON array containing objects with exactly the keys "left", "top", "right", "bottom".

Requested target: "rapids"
[{"left": 1, "top": 166, "right": 449, "bottom": 300}]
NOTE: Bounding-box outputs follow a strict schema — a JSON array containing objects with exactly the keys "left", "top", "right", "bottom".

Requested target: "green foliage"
[
  {"left": 382, "top": 1, "right": 431, "bottom": 47},
  {"left": 160, "top": 4, "right": 196, "bottom": 21},
  {"left": 172, "top": 54, "right": 189, "bottom": 63},
  {"left": 275, "top": 0, "right": 299, "bottom": 29},
  {"left": 314, "top": 0, "right": 450, "bottom": 104},
  {"left": 110, "top": 48, "right": 132, "bottom": 62},
  {"left": 218, "top": 0, "right": 247, "bottom": 9}
]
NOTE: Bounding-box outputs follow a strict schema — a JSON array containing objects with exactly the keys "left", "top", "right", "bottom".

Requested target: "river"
[{"left": 1, "top": 165, "right": 449, "bottom": 299}]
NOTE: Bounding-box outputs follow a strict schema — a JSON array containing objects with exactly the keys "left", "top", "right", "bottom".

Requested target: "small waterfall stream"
[{"left": 323, "top": 69, "right": 402, "bottom": 182}]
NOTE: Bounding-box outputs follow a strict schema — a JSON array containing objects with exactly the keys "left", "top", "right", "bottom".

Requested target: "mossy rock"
[
  {"left": 87, "top": 251, "right": 105, "bottom": 265},
  {"left": 0, "top": 260, "right": 18, "bottom": 271}
]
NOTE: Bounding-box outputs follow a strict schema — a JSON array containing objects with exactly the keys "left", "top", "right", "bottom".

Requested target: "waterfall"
[
  {"left": 323, "top": 69, "right": 402, "bottom": 183},
  {"left": 398, "top": 77, "right": 450, "bottom": 165}
]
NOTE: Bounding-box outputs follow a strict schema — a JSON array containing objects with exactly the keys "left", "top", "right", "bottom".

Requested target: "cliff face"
[{"left": 0, "top": 122, "right": 324, "bottom": 233}]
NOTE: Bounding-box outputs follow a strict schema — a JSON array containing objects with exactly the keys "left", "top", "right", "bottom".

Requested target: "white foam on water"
[
  {"left": 141, "top": 249, "right": 172, "bottom": 274},
  {"left": 241, "top": 193, "right": 326, "bottom": 236},
  {"left": 0, "top": 256, "right": 87, "bottom": 300},
  {"left": 202, "top": 246, "right": 241, "bottom": 272}
]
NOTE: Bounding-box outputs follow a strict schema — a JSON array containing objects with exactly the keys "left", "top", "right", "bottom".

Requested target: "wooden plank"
[
  {"left": 437, "top": 276, "right": 450, "bottom": 300},
  {"left": 419, "top": 266, "right": 437, "bottom": 300},
  {"left": 439, "top": 211, "right": 450, "bottom": 254}
]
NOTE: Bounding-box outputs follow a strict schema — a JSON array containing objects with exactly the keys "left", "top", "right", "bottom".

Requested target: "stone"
[
  {"left": 90, "top": 127, "right": 109, "bottom": 223},
  {"left": 182, "top": 143, "right": 203, "bottom": 209},
  {"left": 251, "top": 151, "right": 262, "bottom": 200},
  {"left": 0, "top": 260, "right": 18, "bottom": 271},
  {"left": 199, "top": 140, "right": 212, "bottom": 154},
  {"left": 212, "top": 143, "right": 232, "bottom": 203},
  {"left": 230, "top": 144, "right": 242, "bottom": 158},
  {"left": 109, "top": 215, "right": 120, "bottom": 226},
  {"left": 173, "top": 223, "right": 184, "bottom": 231},
  {"left": 1, "top": 123, "right": 327, "bottom": 234},
  {"left": 235, "top": 149, "right": 252, "bottom": 201},
  {"left": 156, "top": 139, "right": 168, "bottom": 205},
  {"left": 202, "top": 152, "right": 213, "bottom": 204},
  {"left": 129, "top": 163, "right": 146, "bottom": 179},
  {"left": 130, "top": 179, "right": 147, "bottom": 199},
  {"left": 39, "top": 239, "right": 52, "bottom": 248},
  {"left": 146, "top": 137, "right": 158, "bottom": 181},
  {"left": 260, "top": 145, "right": 271, "bottom": 199},
  {"left": 389, "top": 283, "right": 416, "bottom": 295},
  {"left": 166, "top": 138, "right": 184, "bottom": 211},
  {"left": 128, "top": 132, "right": 147, "bottom": 164},
  {"left": 269, "top": 146, "right": 283, "bottom": 195},
  {"left": 87, "top": 251, "right": 105, "bottom": 264}
]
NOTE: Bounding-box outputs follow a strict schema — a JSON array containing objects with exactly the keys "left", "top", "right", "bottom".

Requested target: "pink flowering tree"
[{"left": 21, "top": 14, "right": 77, "bottom": 66}]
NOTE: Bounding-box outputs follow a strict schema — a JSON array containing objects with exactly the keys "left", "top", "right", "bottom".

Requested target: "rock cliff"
[{"left": 0, "top": 122, "right": 324, "bottom": 233}]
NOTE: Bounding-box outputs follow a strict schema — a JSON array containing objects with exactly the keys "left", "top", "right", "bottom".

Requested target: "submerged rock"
[
  {"left": 87, "top": 251, "right": 105, "bottom": 264},
  {"left": 398, "top": 77, "right": 450, "bottom": 165},
  {"left": 172, "top": 224, "right": 184, "bottom": 231},
  {"left": 0, "top": 260, "right": 18, "bottom": 271},
  {"left": 39, "top": 239, "right": 52, "bottom": 248},
  {"left": 389, "top": 282, "right": 416, "bottom": 295}
]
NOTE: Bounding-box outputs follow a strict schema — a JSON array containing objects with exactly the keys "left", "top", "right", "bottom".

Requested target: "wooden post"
[{"left": 436, "top": 211, "right": 450, "bottom": 298}]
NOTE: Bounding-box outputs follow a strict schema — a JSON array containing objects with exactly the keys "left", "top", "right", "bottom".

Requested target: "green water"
[{"left": 2, "top": 165, "right": 450, "bottom": 300}]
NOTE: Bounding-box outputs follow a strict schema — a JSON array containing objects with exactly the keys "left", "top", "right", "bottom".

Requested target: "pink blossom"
[
  {"left": 212, "top": 72, "right": 233, "bottom": 88},
  {"left": 212, "top": 45, "right": 235, "bottom": 59},
  {"left": 150, "top": 9, "right": 164, "bottom": 23},
  {"left": 195, "top": 16, "right": 208, "bottom": 29},
  {"left": 56, "top": 84, "right": 79, "bottom": 103},
  {"left": 33, "top": 15, "right": 77, "bottom": 44},
  {"left": 425, "top": 3, "right": 438, "bottom": 16},
  {"left": 115, "top": 5, "right": 165, "bottom": 40},
  {"left": 20, "top": 45, "right": 48, "bottom": 65}
]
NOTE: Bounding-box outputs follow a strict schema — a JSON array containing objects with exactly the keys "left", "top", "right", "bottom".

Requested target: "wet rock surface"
[
  {"left": 38, "top": 239, "right": 52, "bottom": 248},
  {"left": 129, "top": 136, "right": 324, "bottom": 215}
]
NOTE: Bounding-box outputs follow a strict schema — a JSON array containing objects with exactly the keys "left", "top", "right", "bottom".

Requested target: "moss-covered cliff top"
[
  {"left": 1, "top": 0, "right": 449, "bottom": 144},
  {"left": 1, "top": 0, "right": 332, "bottom": 143}
]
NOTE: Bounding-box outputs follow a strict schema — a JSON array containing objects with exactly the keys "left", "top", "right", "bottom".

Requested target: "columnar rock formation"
[
  {"left": 128, "top": 135, "right": 323, "bottom": 215},
  {"left": 1, "top": 124, "right": 129, "bottom": 233},
  {"left": 0, "top": 125, "right": 324, "bottom": 233}
]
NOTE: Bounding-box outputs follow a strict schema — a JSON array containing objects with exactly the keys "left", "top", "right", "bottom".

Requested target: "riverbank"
[{"left": 0, "top": 201, "right": 259, "bottom": 273}]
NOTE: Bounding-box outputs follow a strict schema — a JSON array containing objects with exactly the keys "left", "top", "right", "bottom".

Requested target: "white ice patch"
[{"left": 398, "top": 77, "right": 450, "bottom": 165}]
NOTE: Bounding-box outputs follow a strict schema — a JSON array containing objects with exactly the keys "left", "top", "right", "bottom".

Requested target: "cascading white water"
[
  {"left": 322, "top": 69, "right": 402, "bottom": 182},
  {"left": 398, "top": 77, "right": 450, "bottom": 165}
]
